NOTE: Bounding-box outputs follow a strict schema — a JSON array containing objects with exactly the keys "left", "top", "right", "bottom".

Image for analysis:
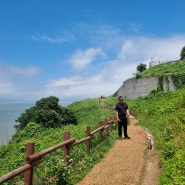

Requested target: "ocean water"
[
  {"left": 0, "top": 101, "right": 70, "bottom": 146},
  {"left": 0, "top": 103, "right": 33, "bottom": 146}
]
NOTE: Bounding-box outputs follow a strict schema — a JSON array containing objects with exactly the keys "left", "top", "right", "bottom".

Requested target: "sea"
[
  {"left": 0, "top": 101, "right": 71, "bottom": 146},
  {"left": 0, "top": 103, "right": 33, "bottom": 146}
]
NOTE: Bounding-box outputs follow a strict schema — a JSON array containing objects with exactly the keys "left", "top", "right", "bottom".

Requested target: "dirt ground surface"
[{"left": 76, "top": 119, "right": 161, "bottom": 185}]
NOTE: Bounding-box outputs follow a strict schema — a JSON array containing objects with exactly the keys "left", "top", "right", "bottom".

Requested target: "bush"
[{"left": 15, "top": 96, "right": 77, "bottom": 130}]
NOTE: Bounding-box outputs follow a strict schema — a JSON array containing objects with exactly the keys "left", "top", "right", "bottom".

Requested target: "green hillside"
[
  {"left": 104, "top": 88, "right": 185, "bottom": 185},
  {"left": 141, "top": 60, "right": 185, "bottom": 77},
  {"left": 0, "top": 98, "right": 116, "bottom": 184},
  {"left": 0, "top": 61, "right": 185, "bottom": 184},
  {"left": 141, "top": 60, "right": 185, "bottom": 90},
  {"left": 104, "top": 61, "right": 185, "bottom": 184}
]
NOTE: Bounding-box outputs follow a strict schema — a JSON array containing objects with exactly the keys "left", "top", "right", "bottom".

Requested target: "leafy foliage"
[
  {"left": 141, "top": 60, "right": 185, "bottom": 77},
  {"left": 67, "top": 98, "right": 114, "bottom": 130},
  {"left": 15, "top": 96, "right": 77, "bottom": 130},
  {"left": 1, "top": 60, "right": 185, "bottom": 184},
  {"left": 136, "top": 63, "right": 147, "bottom": 73},
  {"left": 138, "top": 60, "right": 185, "bottom": 91},
  {"left": 103, "top": 87, "right": 185, "bottom": 185},
  {"left": 0, "top": 97, "right": 115, "bottom": 184},
  {"left": 180, "top": 46, "right": 185, "bottom": 60}
]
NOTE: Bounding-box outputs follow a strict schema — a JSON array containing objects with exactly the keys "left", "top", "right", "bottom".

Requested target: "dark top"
[{"left": 115, "top": 102, "right": 128, "bottom": 120}]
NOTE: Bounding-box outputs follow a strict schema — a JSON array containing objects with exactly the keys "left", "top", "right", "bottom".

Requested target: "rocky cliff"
[{"left": 117, "top": 76, "right": 177, "bottom": 99}]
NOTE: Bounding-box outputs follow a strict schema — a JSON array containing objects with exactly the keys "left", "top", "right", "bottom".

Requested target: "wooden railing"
[{"left": 0, "top": 117, "right": 117, "bottom": 185}]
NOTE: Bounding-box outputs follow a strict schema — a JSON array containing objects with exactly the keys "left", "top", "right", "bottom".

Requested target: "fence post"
[
  {"left": 63, "top": 131, "right": 70, "bottom": 163},
  {"left": 24, "top": 141, "right": 35, "bottom": 185},
  {"left": 109, "top": 117, "right": 113, "bottom": 131},
  {"left": 86, "top": 126, "right": 91, "bottom": 151},
  {"left": 98, "top": 121, "right": 103, "bottom": 140},
  {"left": 104, "top": 118, "right": 109, "bottom": 135}
]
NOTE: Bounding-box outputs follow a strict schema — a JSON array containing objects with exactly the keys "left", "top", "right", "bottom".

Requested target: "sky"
[{"left": 0, "top": 0, "right": 185, "bottom": 106}]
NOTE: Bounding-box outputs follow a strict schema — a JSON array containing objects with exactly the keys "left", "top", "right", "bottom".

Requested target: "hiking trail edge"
[{"left": 76, "top": 119, "right": 161, "bottom": 185}]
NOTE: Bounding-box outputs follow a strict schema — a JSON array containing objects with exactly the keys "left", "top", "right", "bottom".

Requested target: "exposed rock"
[{"left": 117, "top": 76, "right": 177, "bottom": 99}]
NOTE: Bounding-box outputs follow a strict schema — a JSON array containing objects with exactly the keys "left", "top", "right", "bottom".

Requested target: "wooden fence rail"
[{"left": 0, "top": 116, "right": 117, "bottom": 185}]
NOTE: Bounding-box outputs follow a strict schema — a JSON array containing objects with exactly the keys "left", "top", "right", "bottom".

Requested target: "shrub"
[{"left": 15, "top": 96, "right": 77, "bottom": 130}]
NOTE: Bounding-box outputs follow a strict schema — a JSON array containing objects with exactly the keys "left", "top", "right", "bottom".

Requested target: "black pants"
[{"left": 118, "top": 118, "right": 128, "bottom": 138}]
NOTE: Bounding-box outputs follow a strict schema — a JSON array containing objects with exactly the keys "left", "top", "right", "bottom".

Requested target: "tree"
[
  {"left": 15, "top": 96, "right": 77, "bottom": 130},
  {"left": 180, "top": 46, "right": 185, "bottom": 60},
  {"left": 136, "top": 63, "right": 147, "bottom": 73}
]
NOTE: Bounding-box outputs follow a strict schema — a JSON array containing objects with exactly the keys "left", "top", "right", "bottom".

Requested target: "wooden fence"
[{"left": 0, "top": 116, "right": 117, "bottom": 185}]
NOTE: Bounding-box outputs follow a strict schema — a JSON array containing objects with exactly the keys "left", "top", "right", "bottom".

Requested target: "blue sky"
[{"left": 0, "top": 0, "right": 185, "bottom": 105}]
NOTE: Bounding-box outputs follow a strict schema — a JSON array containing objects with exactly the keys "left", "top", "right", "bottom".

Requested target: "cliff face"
[{"left": 117, "top": 76, "right": 177, "bottom": 99}]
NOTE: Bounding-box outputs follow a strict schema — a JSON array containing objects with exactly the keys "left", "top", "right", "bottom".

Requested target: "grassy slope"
[
  {"left": 0, "top": 61, "right": 185, "bottom": 184},
  {"left": 0, "top": 98, "right": 116, "bottom": 184},
  {"left": 132, "top": 89, "right": 185, "bottom": 185},
  {"left": 104, "top": 87, "right": 185, "bottom": 185},
  {"left": 141, "top": 60, "right": 185, "bottom": 77},
  {"left": 103, "top": 61, "right": 185, "bottom": 184}
]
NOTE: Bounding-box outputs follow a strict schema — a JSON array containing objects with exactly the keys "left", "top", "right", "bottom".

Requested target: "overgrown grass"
[
  {"left": 1, "top": 60, "right": 185, "bottom": 184},
  {"left": 141, "top": 60, "right": 185, "bottom": 77},
  {"left": 104, "top": 88, "right": 185, "bottom": 185},
  {"left": 0, "top": 97, "right": 116, "bottom": 184}
]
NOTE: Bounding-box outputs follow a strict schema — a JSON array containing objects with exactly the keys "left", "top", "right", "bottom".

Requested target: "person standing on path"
[{"left": 115, "top": 95, "right": 131, "bottom": 140}]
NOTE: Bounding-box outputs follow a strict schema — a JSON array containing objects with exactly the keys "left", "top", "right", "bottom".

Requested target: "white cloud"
[
  {"left": 0, "top": 63, "right": 42, "bottom": 101},
  {"left": 44, "top": 74, "right": 117, "bottom": 100},
  {"left": 117, "top": 35, "right": 185, "bottom": 64},
  {"left": 1, "top": 33, "right": 185, "bottom": 104},
  {"left": 68, "top": 47, "right": 107, "bottom": 70},
  {"left": 0, "top": 63, "right": 41, "bottom": 77},
  {"left": 46, "top": 76, "right": 83, "bottom": 87},
  {"left": 31, "top": 32, "right": 75, "bottom": 44},
  {"left": 9, "top": 65, "right": 41, "bottom": 77},
  {"left": 129, "top": 23, "right": 143, "bottom": 33},
  {"left": 41, "top": 34, "right": 185, "bottom": 104},
  {"left": 0, "top": 79, "right": 16, "bottom": 94}
]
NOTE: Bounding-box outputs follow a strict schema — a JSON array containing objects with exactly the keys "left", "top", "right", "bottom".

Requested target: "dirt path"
[{"left": 76, "top": 120, "right": 161, "bottom": 185}]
